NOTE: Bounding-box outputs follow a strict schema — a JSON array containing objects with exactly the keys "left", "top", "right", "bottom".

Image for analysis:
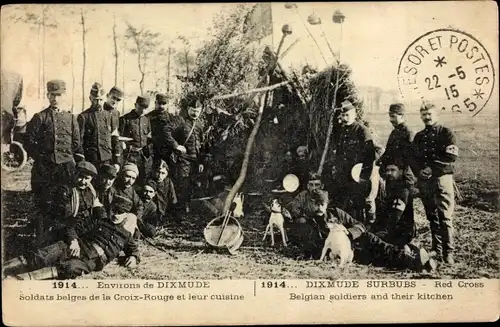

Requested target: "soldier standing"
[
  {"left": 329, "top": 100, "right": 376, "bottom": 223},
  {"left": 148, "top": 93, "right": 170, "bottom": 164},
  {"left": 412, "top": 101, "right": 458, "bottom": 265},
  {"left": 77, "top": 83, "right": 121, "bottom": 172},
  {"left": 377, "top": 103, "right": 415, "bottom": 181},
  {"left": 159, "top": 93, "right": 206, "bottom": 215},
  {"left": 103, "top": 86, "right": 123, "bottom": 130},
  {"left": 119, "top": 96, "right": 153, "bottom": 184},
  {"left": 25, "top": 80, "right": 84, "bottom": 235}
]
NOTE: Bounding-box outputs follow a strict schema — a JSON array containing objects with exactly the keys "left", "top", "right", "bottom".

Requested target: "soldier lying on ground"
[
  {"left": 287, "top": 189, "right": 436, "bottom": 272},
  {"left": 3, "top": 189, "right": 140, "bottom": 280},
  {"left": 287, "top": 171, "right": 328, "bottom": 220}
]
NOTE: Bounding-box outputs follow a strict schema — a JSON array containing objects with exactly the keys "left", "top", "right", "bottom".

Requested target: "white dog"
[
  {"left": 232, "top": 192, "right": 245, "bottom": 219},
  {"left": 262, "top": 198, "right": 290, "bottom": 247},
  {"left": 319, "top": 222, "right": 354, "bottom": 267}
]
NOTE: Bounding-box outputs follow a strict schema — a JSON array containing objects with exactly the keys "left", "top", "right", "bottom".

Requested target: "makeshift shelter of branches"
[{"left": 302, "top": 64, "right": 366, "bottom": 169}]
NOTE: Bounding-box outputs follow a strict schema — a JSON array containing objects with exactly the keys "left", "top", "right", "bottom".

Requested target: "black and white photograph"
[{"left": 1, "top": 2, "right": 498, "bottom": 286}]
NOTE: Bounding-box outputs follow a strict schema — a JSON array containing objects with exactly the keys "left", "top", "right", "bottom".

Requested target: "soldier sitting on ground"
[
  {"left": 372, "top": 158, "right": 417, "bottom": 247},
  {"left": 3, "top": 187, "right": 140, "bottom": 280},
  {"left": 102, "top": 163, "right": 144, "bottom": 223},
  {"left": 35, "top": 161, "right": 101, "bottom": 247},
  {"left": 150, "top": 159, "right": 178, "bottom": 224},
  {"left": 288, "top": 188, "right": 436, "bottom": 272},
  {"left": 95, "top": 164, "right": 118, "bottom": 210},
  {"left": 136, "top": 180, "right": 160, "bottom": 238}
]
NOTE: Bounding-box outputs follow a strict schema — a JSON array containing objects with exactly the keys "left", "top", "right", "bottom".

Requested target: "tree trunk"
[
  {"left": 41, "top": 8, "right": 46, "bottom": 100},
  {"left": 122, "top": 43, "right": 126, "bottom": 114},
  {"left": 113, "top": 14, "right": 118, "bottom": 86},
  {"left": 71, "top": 43, "right": 75, "bottom": 113},
  {"left": 37, "top": 23, "right": 41, "bottom": 99},
  {"left": 167, "top": 46, "right": 171, "bottom": 94},
  {"left": 137, "top": 49, "right": 144, "bottom": 95},
  {"left": 81, "top": 10, "right": 87, "bottom": 111},
  {"left": 222, "top": 94, "right": 266, "bottom": 214},
  {"left": 184, "top": 50, "right": 189, "bottom": 78}
]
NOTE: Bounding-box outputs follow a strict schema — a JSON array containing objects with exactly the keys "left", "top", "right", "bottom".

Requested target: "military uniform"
[
  {"left": 290, "top": 202, "right": 432, "bottom": 271},
  {"left": 3, "top": 209, "right": 140, "bottom": 280},
  {"left": 160, "top": 113, "right": 206, "bottom": 211},
  {"left": 412, "top": 122, "right": 457, "bottom": 260},
  {"left": 375, "top": 178, "right": 416, "bottom": 246},
  {"left": 330, "top": 118, "right": 376, "bottom": 220},
  {"left": 104, "top": 184, "right": 144, "bottom": 222},
  {"left": 154, "top": 177, "right": 178, "bottom": 221},
  {"left": 119, "top": 97, "right": 152, "bottom": 183},
  {"left": 103, "top": 86, "right": 123, "bottom": 133},
  {"left": 78, "top": 107, "right": 120, "bottom": 169},
  {"left": 148, "top": 93, "right": 171, "bottom": 163},
  {"left": 25, "top": 81, "right": 84, "bottom": 227},
  {"left": 377, "top": 104, "right": 415, "bottom": 186}
]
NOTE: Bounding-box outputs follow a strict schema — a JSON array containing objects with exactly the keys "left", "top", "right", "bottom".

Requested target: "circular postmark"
[{"left": 397, "top": 28, "right": 495, "bottom": 116}]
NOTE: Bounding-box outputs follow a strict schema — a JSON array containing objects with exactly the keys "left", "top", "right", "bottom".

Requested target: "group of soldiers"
[
  {"left": 2, "top": 76, "right": 458, "bottom": 279},
  {"left": 284, "top": 99, "right": 458, "bottom": 271},
  {"left": 3, "top": 78, "right": 208, "bottom": 280}
]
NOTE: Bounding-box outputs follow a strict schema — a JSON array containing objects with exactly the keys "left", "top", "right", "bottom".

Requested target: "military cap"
[
  {"left": 122, "top": 162, "right": 139, "bottom": 177},
  {"left": 420, "top": 101, "right": 436, "bottom": 112},
  {"left": 389, "top": 103, "right": 405, "bottom": 115},
  {"left": 155, "top": 93, "right": 168, "bottom": 105},
  {"left": 109, "top": 86, "right": 124, "bottom": 99},
  {"left": 338, "top": 100, "right": 356, "bottom": 113},
  {"left": 76, "top": 161, "right": 98, "bottom": 177},
  {"left": 136, "top": 95, "right": 151, "bottom": 108},
  {"left": 144, "top": 179, "right": 158, "bottom": 192},
  {"left": 99, "top": 164, "right": 117, "bottom": 179},
  {"left": 90, "top": 82, "right": 106, "bottom": 98},
  {"left": 47, "top": 80, "right": 66, "bottom": 94}
]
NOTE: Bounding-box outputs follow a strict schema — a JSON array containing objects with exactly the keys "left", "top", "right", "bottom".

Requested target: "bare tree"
[
  {"left": 8, "top": 5, "right": 57, "bottom": 99},
  {"left": 124, "top": 23, "right": 161, "bottom": 95},
  {"left": 177, "top": 35, "right": 192, "bottom": 78},
  {"left": 80, "top": 9, "right": 87, "bottom": 110},
  {"left": 113, "top": 14, "right": 119, "bottom": 86}
]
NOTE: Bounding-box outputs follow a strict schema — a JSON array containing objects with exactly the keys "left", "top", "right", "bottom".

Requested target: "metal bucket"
[{"left": 204, "top": 216, "right": 244, "bottom": 255}]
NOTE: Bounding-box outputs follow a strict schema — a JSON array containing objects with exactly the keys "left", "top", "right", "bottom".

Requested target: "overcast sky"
[{"left": 1, "top": 2, "right": 498, "bottom": 114}]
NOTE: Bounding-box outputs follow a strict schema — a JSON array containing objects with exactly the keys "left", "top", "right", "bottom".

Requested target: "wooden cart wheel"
[{"left": 2, "top": 141, "right": 27, "bottom": 172}]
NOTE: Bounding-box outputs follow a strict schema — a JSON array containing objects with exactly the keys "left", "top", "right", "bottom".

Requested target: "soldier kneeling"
[
  {"left": 288, "top": 189, "right": 436, "bottom": 272},
  {"left": 3, "top": 187, "right": 140, "bottom": 280}
]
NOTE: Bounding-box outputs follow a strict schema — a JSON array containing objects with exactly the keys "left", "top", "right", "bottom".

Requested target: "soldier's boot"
[
  {"left": 440, "top": 212, "right": 455, "bottom": 265},
  {"left": 399, "top": 244, "right": 437, "bottom": 272},
  {"left": 3, "top": 256, "right": 29, "bottom": 276},
  {"left": 428, "top": 217, "right": 443, "bottom": 260},
  {"left": 16, "top": 267, "right": 58, "bottom": 280}
]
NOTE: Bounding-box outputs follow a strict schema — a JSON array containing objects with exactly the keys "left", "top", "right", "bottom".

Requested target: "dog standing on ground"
[
  {"left": 263, "top": 198, "right": 291, "bottom": 247},
  {"left": 319, "top": 222, "right": 354, "bottom": 267}
]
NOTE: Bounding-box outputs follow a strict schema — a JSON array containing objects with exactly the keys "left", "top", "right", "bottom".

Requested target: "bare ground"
[
  {"left": 2, "top": 111, "right": 499, "bottom": 280},
  {"left": 1, "top": 163, "right": 498, "bottom": 280}
]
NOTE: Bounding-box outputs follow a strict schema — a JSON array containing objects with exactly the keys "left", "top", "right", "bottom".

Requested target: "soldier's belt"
[{"left": 92, "top": 243, "right": 108, "bottom": 263}]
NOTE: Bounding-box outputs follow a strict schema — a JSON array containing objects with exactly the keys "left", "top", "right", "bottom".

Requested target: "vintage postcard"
[{"left": 1, "top": 1, "right": 498, "bottom": 325}]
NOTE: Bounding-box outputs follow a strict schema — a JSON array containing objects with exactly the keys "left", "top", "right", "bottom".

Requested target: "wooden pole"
[{"left": 222, "top": 32, "right": 289, "bottom": 215}]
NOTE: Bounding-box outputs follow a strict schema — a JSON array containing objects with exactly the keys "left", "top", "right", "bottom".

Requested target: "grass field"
[{"left": 1, "top": 109, "right": 498, "bottom": 280}]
